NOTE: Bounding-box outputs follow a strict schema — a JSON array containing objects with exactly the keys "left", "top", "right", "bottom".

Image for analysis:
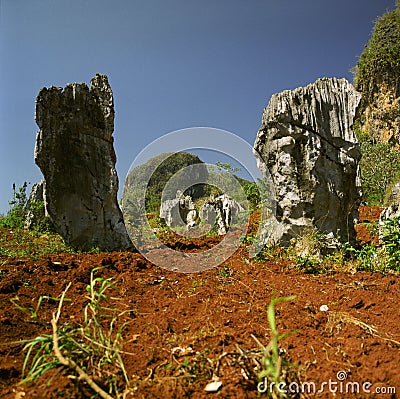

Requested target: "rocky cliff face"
[
  {"left": 34, "top": 74, "right": 132, "bottom": 251},
  {"left": 356, "top": 82, "right": 400, "bottom": 145},
  {"left": 254, "top": 77, "right": 362, "bottom": 246}
]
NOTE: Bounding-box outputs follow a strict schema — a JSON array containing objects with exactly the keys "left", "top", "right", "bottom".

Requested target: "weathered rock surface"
[
  {"left": 356, "top": 82, "right": 400, "bottom": 145},
  {"left": 254, "top": 77, "right": 362, "bottom": 246},
  {"left": 199, "top": 194, "right": 244, "bottom": 235},
  {"left": 160, "top": 191, "right": 244, "bottom": 235},
  {"left": 24, "top": 181, "right": 46, "bottom": 229},
  {"left": 34, "top": 74, "right": 132, "bottom": 251},
  {"left": 159, "top": 191, "right": 197, "bottom": 229}
]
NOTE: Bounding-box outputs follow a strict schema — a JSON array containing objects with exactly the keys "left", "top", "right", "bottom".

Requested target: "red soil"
[{"left": 0, "top": 209, "right": 398, "bottom": 399}]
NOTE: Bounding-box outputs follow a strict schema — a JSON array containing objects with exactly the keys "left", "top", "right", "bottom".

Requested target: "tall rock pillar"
[
  {"left": 254, "top": 78, "right": 362, "bottom": 246},
  {"left": 34, "top": 74, "right": 132, "bottom": 251}
]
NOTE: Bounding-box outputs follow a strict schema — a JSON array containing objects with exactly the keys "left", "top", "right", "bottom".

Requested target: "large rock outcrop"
[
  {"left": 254, "top": 77, "right": 362, "bottom": 246},
  {"left": 34, "top": 74, "right": 132, "bottom": 251}
]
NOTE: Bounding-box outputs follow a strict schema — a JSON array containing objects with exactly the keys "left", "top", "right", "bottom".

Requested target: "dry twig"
[{"left": 51, "top": 282, "right": 114, "bottom": 399}]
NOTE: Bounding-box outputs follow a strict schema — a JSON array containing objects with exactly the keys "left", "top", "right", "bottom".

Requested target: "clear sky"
[{"left": 0, "top": 0, "right": 396, "bottom": 214}]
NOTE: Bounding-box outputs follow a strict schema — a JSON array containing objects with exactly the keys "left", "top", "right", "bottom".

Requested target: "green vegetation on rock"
[
  {"left": 352, "top": 2, "right": 400, "bottom": 206},
  {"left": 354, "top": 2, "right": 400, "bottom": 102}
]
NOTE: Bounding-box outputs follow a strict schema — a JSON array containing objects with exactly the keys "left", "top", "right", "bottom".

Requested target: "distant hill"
[
  {"left": 122, "top": 152, "right": 208, "bottom": 216},
  {"left": 121, "top": 152, "right": 256, "bottom": 221}
]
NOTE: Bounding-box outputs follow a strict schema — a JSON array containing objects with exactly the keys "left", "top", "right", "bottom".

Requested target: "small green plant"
[
  {"left": 240, "top": 232, "right": 255, "bottom": 245},
  {"left": 0, "top": 182, "right": 54, "bottom": 233},
  {"left": 11, "top": 294, "right": 66, "bottom": 321},
  {"left": 340, "top": 216, "right": 400, "bottom": 273},
  {"left": 0, "top": 182, "right": 29, "bottom": 229},
  {"left": 218, "top": 264, "right": 233, "bottom": 278},
  {"left": 354, "top": 244, "right": 380, "bottom": 272},
  {"left": 381, "top": 216, "right": 400, "bottom": 271},
  {"left": 19, "top": 268, "right": 134, "bottom": 398},
  {"left": 255, "top": 295, "right": 298, "bottom": 398},
  {"left": 295, "top": 255, "right": 323, "bottom": 274},
  {"left": 191, "top": 296, "right": 299, "bottom": 397}
]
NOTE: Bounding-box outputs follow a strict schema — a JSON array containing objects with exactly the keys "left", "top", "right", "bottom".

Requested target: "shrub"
[
  {"left": 0, "top": 182, "right": 29, "bottom": 229},
  {"left": 381, "top": 216, "right": 400, "bottom": 271},
  {"left": 353, "top": 3, "right": 400, "bottom": 102},
  {"left": 0, "top": 182, "right": 54, "bottom": 233},
  {"left": 354, "top": 244, "right": 381, "bottom": 272},
  {"left": 243, "top": 182, "right": 261, "bottom": 211},
  {"left": 359, "top": 142, "right": 400, "bottom": 205}
]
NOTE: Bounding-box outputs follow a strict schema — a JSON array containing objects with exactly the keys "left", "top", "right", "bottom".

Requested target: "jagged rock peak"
[
  {"left": 260, "top": 77, "right": 361, "bottom": 142},
  {"left": 34, "top": 73, "right": 133, "bottom": 251},
  {"left": 254, "top": 77, "right": 362, "bottom": 248}
]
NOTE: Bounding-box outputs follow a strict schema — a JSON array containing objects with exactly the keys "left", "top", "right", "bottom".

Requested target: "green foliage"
[
  {"left": 20, "top": 269, "right": 132, "bottom": 397},
  {"left": 295, "top": 256, "right": 323, "bottom": 274},
  {"left": 359, "top": 142, "right": 400, "bottom": 205},
  {"left": 354, "top": 4, "right": 400, "bottom": 101},
  {"left": 243, "top": 182, "right": 261, "bottom": 210},
  {"left": 256, "top": 295, "right": 297, "bottom": 398},
  {"left": 341, "top": 217, "right": 400, "bottom": 273},
  {"left": 381, "top": 216, "right": 400, "bottom": 270},
  {"left": 0, "top": 182, "right": 54, "bottom": 233},
  {"left": 0, "top": 182, "right": 28, "bottom": 229},
  {"left": 214, "top": 162, "right": 241, "bottom": 174},
  {"left": 122, "top": 152, "right": 208, "bottom": 217},
  {"left": 0, "top": 228, "right": 73, "bottom": 260},
  {"left": 26, "top": 200, "right": 55, "bottom": 233},
  {"left": 353, "top": 244, "right": 381, "bottom": 272},
  {"left": 206, "top": 163, "right": 248, "bottom": 203}
]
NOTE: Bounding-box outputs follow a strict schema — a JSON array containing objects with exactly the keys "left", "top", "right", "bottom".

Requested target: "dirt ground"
[{"left": 0, "top": 209, "right": 399, "bottom": 399}]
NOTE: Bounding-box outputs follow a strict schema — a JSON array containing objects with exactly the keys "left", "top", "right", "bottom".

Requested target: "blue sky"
[{"left": 0, "top": 0, "right": 396, "bottom": 213}]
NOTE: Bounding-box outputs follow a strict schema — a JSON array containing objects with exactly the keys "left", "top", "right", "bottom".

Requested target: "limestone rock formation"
[
  {"left": 34, "top": 74, "right": 133, "bottom": 251},
  {"left": 254, "top": 77, "right": 362, "bottom": 246},
  {"left": 199, "top": 194, "right": 244, "bottom": 235},
  {"left": 159, "top": 191, "right": 197, "bottom": 229},
  {"left": 160, "top": 191, "right": 243, "bottom": 235},
  {"left": 24, "top": 181, "right": 46, "bottom": 229}
]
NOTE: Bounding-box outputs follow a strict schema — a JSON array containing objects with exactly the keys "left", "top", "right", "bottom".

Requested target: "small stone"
[
  {"left": 204, "top": 381, "right": 222, "bottom": 392},
  {"left": 319, "top": 304, "right": 329, "bottom": 312}
]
